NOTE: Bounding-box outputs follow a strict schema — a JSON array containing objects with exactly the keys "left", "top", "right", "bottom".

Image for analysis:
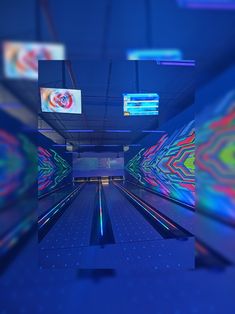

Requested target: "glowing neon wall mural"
[
  {"left": 0, "top": 109, "right": 36, "bottom": 258},
  {"left": 125, "top": 107, "right": 195, "bottom": 207},
  {"left": 0, "top": 112, "right": 36, "bottom": 209},
  {"left": 196, "top": 85, "right": 235, "bottom": 225},
  {"left": 38, "top": 134, "right": 72, "bottom": 197}
]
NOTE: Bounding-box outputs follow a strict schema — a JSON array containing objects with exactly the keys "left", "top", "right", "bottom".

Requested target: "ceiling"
[{"left": 38, "top": 60, "right": 195, "bottom": 149}]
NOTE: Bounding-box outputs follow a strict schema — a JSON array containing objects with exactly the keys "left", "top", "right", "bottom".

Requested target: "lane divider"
[
  {"left": 90, "top": 183, "right": 115, "bottom": 246},
  {"left": 38, "top": 183, "right": 85, "bottom": 230},
  {"left": 114, "top": 182, "right": 192, "bottom": 239},
  {"left": 98, "top": 183, "right": 104, "bottom": 237}
]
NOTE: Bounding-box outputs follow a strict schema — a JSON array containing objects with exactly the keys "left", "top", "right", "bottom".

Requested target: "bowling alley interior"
[{"left": 1, "top": 1, "right": 235, "bottom": 313}]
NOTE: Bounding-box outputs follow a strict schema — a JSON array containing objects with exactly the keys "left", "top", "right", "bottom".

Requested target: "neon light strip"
[
  {"left": 38, "top": 185, "right": 83, "bottom": 227},
  {"left": 102, "top": 145, "right": 121, "bottom": 147},
  {"left": 79, "top": 145, "right": 97, "bottom": 147},
  {"left": 115, "top": 184, "right": 171, "bottom": 230},
  {"left": 116, "top": 183, "right": 178, "bottom": 229},
  {"left": 128, "top": 144, "right": 142, "bottom": 147},
  {"left": 178, "top": 1, "right": 235, "bottom": 10},
  {"left": 126, "top": 191, "right": 170, "bottom": 230},
  {"left": 52, "top": 144, "right": 67, "bottom": 147},
  {"left": 64, "top": 130, "right": 94, "bottom": 133},
  {"left": 126, "top": 189, "right": 175, "bottom": 228},
  {"left": 79, "top": 144, "right": 122, "bottom": 147},
  {"left": 187, "top": 3, "right": 235, "bottom": 9},
  {"left": 159, "top": 61, "right": 195, "bottom": 66},
  {"left": 99, "top": 184, "right": 104, "bottom": 236},
  {"left": 39, "top": 129, "right": 56, "bottom": 131},
  {"left": 105, "top": 130, "right": 131, "bottom": 133},
  {"left": 142, "top": 130, "right": 165, "bottom": 133}
]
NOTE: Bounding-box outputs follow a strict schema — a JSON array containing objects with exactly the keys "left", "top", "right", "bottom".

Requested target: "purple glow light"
[
  {"left": 159, "top": 60, "right": 196, "bottom": 67},
  {"left": 102, "top": 144, "right": 121, "bottom": 147},
  {"left": 52, "top": 144, "right": 67, "bottom": 147},
  {"left": 39, "top": 129, "right": 56, "bottom": 132},
  {"left": 64, "top": 130, "right": 94, "bottom": 133},
  {"left": 142, "top": 130, "right": 165, "bottom": 133},
  {"left": 105, "top": 130, "right": 131, "bottom": 133},
  {"left": 180, "top": 1, "right": 235, "bottom": 10}
]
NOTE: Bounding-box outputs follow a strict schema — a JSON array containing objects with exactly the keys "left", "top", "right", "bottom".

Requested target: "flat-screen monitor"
[
  {"left": 3, "top": 41, "right": 65, "bottom": 80},
  {"left": 123, "top": 93, "right": 159, "bottom": 116},
  {"left": 40, "top": 87, "right": 82, "bottom": 114}
]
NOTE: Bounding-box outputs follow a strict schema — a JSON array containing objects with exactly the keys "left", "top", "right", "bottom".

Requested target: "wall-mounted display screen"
[
  {"left": 123, "top": 93, "right": 159, "bottom": 116},
  {"left": 3, "top": 41, "right": 65, "bottom": 80},
  {"left": 40, "top": 88, "right": 82, "bottom": 114}
]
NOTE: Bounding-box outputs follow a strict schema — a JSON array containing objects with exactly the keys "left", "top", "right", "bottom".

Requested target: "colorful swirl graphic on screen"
[
  {"left": 17, "top": 47, "right": 52, "bottom": 73},
  {"left": 38, "top": 147, "right": 72, "bottom": 195},
  {"left": 3, "top": 42, "right": 65, "bottom": 79},
  {"left": 126, "top": 120, "right": 195, "bottom": 207},
  {"left": 0, "top": 130, "right": 36, "bottom": 209},
  {"left": 196, "top": 90, "right": 235, "bottom": 224},
  {"left": 41, "top": 88, "right": 81, "bottom": 114},
  {"left": 49, "top": 90, "right": 73, "bottom": 110}
]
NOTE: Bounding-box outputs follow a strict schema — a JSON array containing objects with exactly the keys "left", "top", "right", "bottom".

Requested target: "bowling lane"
[
  {"left": 122, "top": 181, "right": 235, "bottom": 264},
  {"left": 38, "top": 184, "right": 81, "bottom": 218},
  {"left": 39, "top": 183, "right": 97, "bottom": 250},
  {"left": 103, "top": 183, "right": 163, "bottom": 243}
]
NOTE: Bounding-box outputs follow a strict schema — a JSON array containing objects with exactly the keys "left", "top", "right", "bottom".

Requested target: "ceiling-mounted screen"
[
  {"left": 40, "top": 88, "right": 82, "bottom": 114},
  {"left": 123, "top": 93, "right": 159, "bottom": 116},
  {"left": 3, "top": 41, "right": 65, "bottom": 80}
]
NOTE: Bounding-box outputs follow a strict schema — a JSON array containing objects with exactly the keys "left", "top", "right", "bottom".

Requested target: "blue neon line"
[
  {"left": 99, "top": 185, "right": 104, "bottom": 236},
  {"left": 64, "top": 130, "right": 94, "bottom": 133},
  {"left": 105, "top": 130, "right": 131, "bottom": 133},
  {"left": 52, "top": 144, "right": 67, "bottom": 147},
  {"left": 38, "top": 185, "right": 83, "bottom": 227},
  {"left": 142, "top": 130, "right": 165, "bottom": 133}
]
